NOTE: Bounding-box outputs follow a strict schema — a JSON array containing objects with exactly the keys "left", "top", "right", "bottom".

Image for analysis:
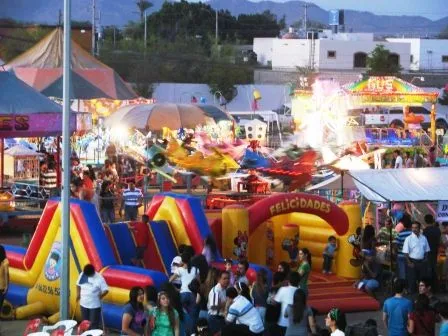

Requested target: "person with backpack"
[{"left": 148, "top": 291, "right": 180, "bottom": 336}]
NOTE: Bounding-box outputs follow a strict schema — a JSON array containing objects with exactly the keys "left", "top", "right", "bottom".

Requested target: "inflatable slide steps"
[
  {"left": 106, "top": 220, "right": 178, "bottom": 275},
  {"left": 307, "top": 272, "right": 380, "bottom": 313}
]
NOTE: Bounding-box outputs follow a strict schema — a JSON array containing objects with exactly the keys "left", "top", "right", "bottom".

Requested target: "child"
[
  {"left": 224, "top": 258, "right": 235, "bottom": 286},
  {"left": 322, "top": 236, "right": 337, "bottom": 274}
]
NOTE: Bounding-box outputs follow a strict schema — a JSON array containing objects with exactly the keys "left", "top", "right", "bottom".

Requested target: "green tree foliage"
[
  {"left": 0, "top": 26, "right": 50, "bottom": 62},
  {"left": 236, "top": 10, "right": 281, "bottom": 43},
  {"left": 439, "top": 25, "right": 448, "bottom": 39},
  {"left": 366, "top": 44, "right": 402, "bottom": 75},
  {"left": 136, "top": 0, "right": 153, "bottom": 23}
]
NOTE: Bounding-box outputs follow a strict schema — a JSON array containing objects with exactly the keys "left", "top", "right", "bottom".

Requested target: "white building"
[
  {"left": 254, "top": 31, "right": 411, "bottom": 71},
  {"left": 386, "top": 38, "right": 448, "bottom": 71}
]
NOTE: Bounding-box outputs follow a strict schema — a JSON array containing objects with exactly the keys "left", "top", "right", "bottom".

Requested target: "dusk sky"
[{"left": 209, "top": 0, "right": 448, "bottom": 20}]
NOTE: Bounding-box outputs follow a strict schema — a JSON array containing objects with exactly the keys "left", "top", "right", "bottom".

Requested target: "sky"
[{"left": 230, "top": 0, "right": 448, "bottom": 20}]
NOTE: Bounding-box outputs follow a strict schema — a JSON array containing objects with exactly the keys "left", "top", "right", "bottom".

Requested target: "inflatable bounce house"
[{"left": 3, "top": 192, "right": 379, "bottom": 329}]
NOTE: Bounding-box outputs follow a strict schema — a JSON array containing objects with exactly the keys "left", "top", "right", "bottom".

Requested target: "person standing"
[
  {"left": 394, "top": 150, "right": 403, "bottom": 168},
  {"left": 383, "top": 279, "right": 413, "bottom": 336},
  {"left": 121, "top": 182, "right": 143, "bottom": 221},
  {"left": 297, "top": 248, "right": 311, "bottom": 296},
  {"left": 251, "top": 269, "right": 269, "bottom": 324},
  {"left": 235, "top": 260, "right": 250, "bottom": 285},
  {"left": 441, "top": 222, "right": 448, "bottom": 290},
  {"left": 99, "top": 181, "right": 115, "bottom": 224},
  {"left": 207, "top": 271, "right": 230, "bottom": 334},
  {"left": 423, "top": 214, "right": 441, "bottom": 289},
  {"left": 169, "top": 253, "right": 199, "bottom": 323},
  {"left": 0, "top": 245, "right": 9, "bottom": 315},
  {"left": 403, "top": 221, "right": 431, "bottom": 294},
  {"left": 202, "top": 235, "right": 219, "bottom": 265},
  {"left": 131, "top": 215, "right": 150, "bottom": 267},
  {"left": 285, "top": 289, "right": 317, "bottom": 336},
  {"left": 148, "top": 291, "right": 180, "bottom": 336},
  {"left": 76, "top": 264, "right": 109, "bottom": 330},
  {"left": 273, "top": 272, "right": 301, "bottom": 336},
  {"left": 322, "top": 236, "right": 338, "bottom": 274},
  {"left": 377, "top": 217, "right": 397, "bottom": 246},
  {"left": 407, "top": 294, "right": 436, "bottom": 336},
  {"left": 40, "top": 161, "right": 57, "bottom": 195},
  {"left": 394, "top": 215, "right": 412, "bottom": 281}
]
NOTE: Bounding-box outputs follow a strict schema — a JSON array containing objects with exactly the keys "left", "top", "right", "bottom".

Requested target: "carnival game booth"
[
  {"left": 344, "top": 76, "right": 439, "bottom": 142},
  {"left": 0, "top": 72, "right": 76, "bottom": 188},
  {"left": 4, "top": 145, "right": 44, "bottom": 182}
]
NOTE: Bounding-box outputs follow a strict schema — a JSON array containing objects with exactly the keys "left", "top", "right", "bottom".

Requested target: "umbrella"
[{"left": 105, "top": 103, "right": 233, "bottom": 130}]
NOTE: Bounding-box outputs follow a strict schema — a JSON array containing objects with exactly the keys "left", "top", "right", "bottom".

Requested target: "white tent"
[
  {"left": 348, "top": 168, "right": 448, "bottom": 202},
  {"left": 307, "top": 173, "right": 358, "bottom": 191}
]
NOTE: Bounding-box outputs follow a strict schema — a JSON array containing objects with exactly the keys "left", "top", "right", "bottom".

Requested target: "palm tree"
[{"left": 136, "top": 0, "right": 153, "bottom": 23}]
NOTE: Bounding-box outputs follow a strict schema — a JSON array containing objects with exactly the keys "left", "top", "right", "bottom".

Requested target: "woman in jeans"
[
  {"left": 100, "top": 180, "right": 115, "bottom": 223},
  {"left": 76, "top": 264, "right": 109, "bottom": 330},
  {"left": 169, "top": 253, "right": 199, "bottom": 328}
]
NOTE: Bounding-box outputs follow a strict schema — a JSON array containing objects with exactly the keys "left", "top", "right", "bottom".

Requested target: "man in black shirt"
[{"left": 423, "top": 214, "right": 441, "bottom": 289}]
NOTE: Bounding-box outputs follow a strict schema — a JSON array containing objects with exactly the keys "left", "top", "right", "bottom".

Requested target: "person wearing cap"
[{"left": 355, "top": 249, "right": 381, "bottom": 295}]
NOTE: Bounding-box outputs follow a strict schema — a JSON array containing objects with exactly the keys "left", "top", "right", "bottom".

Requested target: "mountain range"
[{"left": 2, "top": 0, "right": 448, "bottom": 35}]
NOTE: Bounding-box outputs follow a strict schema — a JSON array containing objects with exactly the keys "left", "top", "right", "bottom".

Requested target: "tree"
[
  {"left": 136, "top": 0, "right": 153, "bottom": 23},
  {"left": 439, "top": 25, "right": 448, "bottom": 39},
  {"left": 366, "top": 44, "right": 402, "bottom": 76},
  {"left": 236, "top": 10, "right": 281, "bottom": 43},
  {"left": 206, "top": 63, "right": 252, "bottom": 103}
]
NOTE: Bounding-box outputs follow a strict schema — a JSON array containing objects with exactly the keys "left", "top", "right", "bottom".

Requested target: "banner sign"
[
  {"left": 437, "top": 201, "right": 448, "bottom": 222},
  {"left": 0, "top": 113, "right": 76, "bottom": 137}
]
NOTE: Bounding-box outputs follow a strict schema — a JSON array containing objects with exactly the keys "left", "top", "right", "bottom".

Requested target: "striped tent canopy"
[{"left": 4, "top": 28, "right": 137, "bottom": 100}]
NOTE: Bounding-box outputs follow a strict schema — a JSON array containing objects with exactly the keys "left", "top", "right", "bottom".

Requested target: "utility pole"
[
  {"left": 302, "top": 3, "right": 309, "bottom": 34},
  {"left": 58, "top": 9, "right": 62, "bottom": 26},
  {"left": 60, "top": 0, "right": 72, "bottom": 321},
  {"left": 144, "top": 10, "right": 148, "bottom": 51},
  {"left": 91, "top": 0, "right": 96, "bottom": 55},
  {"left": 113, "top": 26, "right": 116, "bottom": 49},
  {"left": 215, "top": 10, "right": 218, "bottom": 45}
]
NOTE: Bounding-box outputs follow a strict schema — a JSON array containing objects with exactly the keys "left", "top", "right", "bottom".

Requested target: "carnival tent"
[
  {"left": 347, "top": 168, "right": 448, "bottom": 202},
  {"left": 4, "top": 28, "right": 137, "bottom": 100},
  {"left": 0, "top": 72, "right": 76, "bottom": 137}
]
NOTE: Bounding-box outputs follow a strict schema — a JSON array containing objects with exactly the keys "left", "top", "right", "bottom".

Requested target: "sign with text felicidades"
[{"left": 437, "top": 201, "right": 448, "bottom": 222}]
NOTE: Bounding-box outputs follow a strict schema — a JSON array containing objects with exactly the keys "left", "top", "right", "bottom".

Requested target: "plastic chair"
[
  {"left": 23, "top": 318, "right": 43, "bottom": 336},
  {"left": 76, "top": 320, "right": 91, "bottom": 335},
  {"left": 42, "top": 320, "right": 77, "bottom": 336},
  {"left": 80, "top": 330, "right": 104, "bottom": 336}
]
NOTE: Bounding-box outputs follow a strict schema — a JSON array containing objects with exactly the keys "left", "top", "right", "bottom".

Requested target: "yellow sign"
[{"left": 269, "top": 196, "right": 331, "bottom": 216}]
